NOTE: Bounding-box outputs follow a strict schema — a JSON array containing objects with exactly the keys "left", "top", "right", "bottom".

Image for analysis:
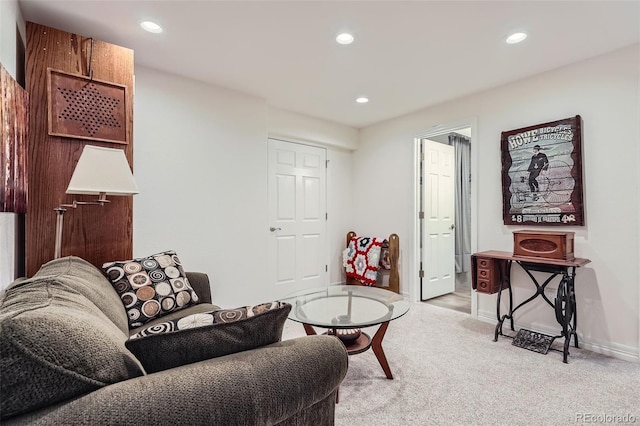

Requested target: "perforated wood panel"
[
  {"left": 26, "top": 22, "right": 134, "bottom": 276},
  {"left": 48, "top": 69, "right": 127, "bottom": 143}
]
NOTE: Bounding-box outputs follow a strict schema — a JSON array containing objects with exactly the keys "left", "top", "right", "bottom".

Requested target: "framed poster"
[{"left": 501, "top": 115, "right": 584, "bottom": 226}]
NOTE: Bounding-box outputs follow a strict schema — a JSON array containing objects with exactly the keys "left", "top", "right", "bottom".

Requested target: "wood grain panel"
[
  {"left": 26, "top": 22, "right": 134, "bottom": 276},
  {"left": 1, "top": 63, "right": 29, "bottom": 213}
]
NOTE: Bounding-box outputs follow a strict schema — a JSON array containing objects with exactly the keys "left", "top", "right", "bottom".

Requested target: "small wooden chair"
[{"left": 345, "top": 231, "right": 400, "bottom": 294}]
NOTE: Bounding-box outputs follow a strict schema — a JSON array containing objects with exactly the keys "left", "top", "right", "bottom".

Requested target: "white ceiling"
[{"left": 18, "top": 1, "right": 640, "bottom": 128}]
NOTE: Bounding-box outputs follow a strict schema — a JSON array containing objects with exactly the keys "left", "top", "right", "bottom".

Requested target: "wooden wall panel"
[
  {"left": 1, "top": 62, "right": 29, "bottom": 213},
  {"left": 26, "top": 22, "right": 134, "bottom": 276}
]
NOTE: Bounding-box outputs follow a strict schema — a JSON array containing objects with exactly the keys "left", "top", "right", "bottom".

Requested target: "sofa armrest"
[
  {"left": 185, "top": 271, "right": 212, "bottom": 304},
  {"left": 5, "top": 336, "right": 348, "bottom": 426}
]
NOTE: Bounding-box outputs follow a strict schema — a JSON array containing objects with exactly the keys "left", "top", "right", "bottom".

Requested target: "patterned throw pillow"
[
  {"left": 102, "top": 250, "right": 200, "bottom": 328},
  {"left": 129, "top": 302, "right": 284, "bottom": 338},
  {"left": 126, "top": 302, "right": 291, "bottom": 373}
]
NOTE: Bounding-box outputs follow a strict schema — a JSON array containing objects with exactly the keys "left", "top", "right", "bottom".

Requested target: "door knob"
[
  {"left": 450, "top": 224, "right": 455, "bottom": 230},
  {"left": 270, "top": 227, "right": 281, "bottom": 232}
]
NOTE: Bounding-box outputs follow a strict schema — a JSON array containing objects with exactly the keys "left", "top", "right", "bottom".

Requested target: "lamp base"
[{"left": 54, "top": 207, "right": 67, "bottom": 259}]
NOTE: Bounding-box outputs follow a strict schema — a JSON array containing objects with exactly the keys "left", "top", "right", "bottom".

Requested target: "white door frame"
[
  {"left": 421, "top": 139, "right": 456, "bottom": 299},
  {"left": 267, "top": 138, "right": 329, "bottom": 299},
  {"left": 412, "top": 118, "right": 479, "bottom": 318}
]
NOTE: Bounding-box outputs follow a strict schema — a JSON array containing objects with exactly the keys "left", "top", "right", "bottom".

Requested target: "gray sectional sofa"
[{"left": 0, "top": 256, "right": 348, "bottom": 425}]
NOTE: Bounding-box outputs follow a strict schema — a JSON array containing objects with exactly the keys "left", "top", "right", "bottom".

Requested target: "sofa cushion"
[
  {"left": 101, "top": 250, "right": 200, "bottom": 328},
  {"left": 0, "top": 263, "right": 145, "bottom": 420},
  {"left": 28, "top": 256, "right": 132, "bottom": 333},
  {"left": 126, "top": 301, "right": 291, "bottom": 373}
]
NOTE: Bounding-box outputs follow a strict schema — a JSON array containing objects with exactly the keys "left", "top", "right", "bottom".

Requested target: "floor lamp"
[{"left": 54, "top": 145, "right": 139, "bottom": 259}]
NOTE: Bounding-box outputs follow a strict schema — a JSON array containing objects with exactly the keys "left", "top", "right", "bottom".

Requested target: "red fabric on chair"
[{"left": 344, "top": 237, "right": 383, "bottom": 285}]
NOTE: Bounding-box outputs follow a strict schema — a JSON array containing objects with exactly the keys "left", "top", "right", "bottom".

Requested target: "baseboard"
[{"left": 477, "top": 310, "right": 639, "bottom": 363}]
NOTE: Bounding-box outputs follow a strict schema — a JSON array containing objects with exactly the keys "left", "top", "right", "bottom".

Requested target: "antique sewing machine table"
[{"left": 473, "top": 250, "right": 591, "bottom": 363}]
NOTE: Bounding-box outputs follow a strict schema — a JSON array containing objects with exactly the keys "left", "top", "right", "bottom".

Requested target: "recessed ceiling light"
[
  {"left": 336, "top": 33, "right": 354, "bottom": 45},
  {"left": 356, "top": 97, "right": 369, "bottom": 104},
  {"left": 141, "top": 21, "right": 163, "bottom": 34},
  {"left": 506, "top": 32, "right": 527, "bottom": 44}
]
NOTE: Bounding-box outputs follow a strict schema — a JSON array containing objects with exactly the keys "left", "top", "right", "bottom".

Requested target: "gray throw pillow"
[{"left": 126, "top": 302, "right": 291, "bottom": 373}]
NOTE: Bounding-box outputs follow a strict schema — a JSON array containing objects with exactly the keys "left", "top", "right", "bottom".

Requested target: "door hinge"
[
  {"left": 325, "top": 265, "right": 328, "bottom": 272},
  {"left": 325, "top": 212, "right": 328, "bottom": 220},
  {"left": 419, "top": 270, "right": 424, "bottom": 278},
  {"left": 325, "top": 160, "right": 329, "bottom": 168},
  {"left": 419, "top": 211, "right": 424, "bottom": 219}
]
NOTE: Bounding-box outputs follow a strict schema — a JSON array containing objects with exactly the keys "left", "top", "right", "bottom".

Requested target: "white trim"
[
  {"left": 469, "top": 117, "right": 479, "bottom": 319},
  {"left": 637, "top": 63, "right": 640, "bottom": 361},
  {"left": 267, "top": 135, "right": 347, "bottom": 152},
  {"left": 411, "top": 138, "right": 421, "bottom": 303},
  {"left": 413, "top": 118, "right": 479, "bottom": 319},
  {"left": 0, "top": 214, "right": 17, "bottom": 290},
  {"left": 267, "top": 138, "right": 329, "bottom": 297},
  {"left": 267, "top": 133, "right": 355, "bottom": 153}
]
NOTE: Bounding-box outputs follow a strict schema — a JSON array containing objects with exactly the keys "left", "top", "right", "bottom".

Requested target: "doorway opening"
[{"left": 416, "top": 123, "right": 476, "bottom": 316}]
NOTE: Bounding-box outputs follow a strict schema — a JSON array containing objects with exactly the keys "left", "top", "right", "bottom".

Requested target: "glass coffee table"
[{"left": 282, "top": 285, "right": 410, "bottom": 379}]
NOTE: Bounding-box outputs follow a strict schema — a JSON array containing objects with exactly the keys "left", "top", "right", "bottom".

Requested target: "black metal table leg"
[
  {"left": 569, "top": 267, "right": 579, "bottom": 349},
  {"left": 494, "top": 260, "right": 513, "bottom": 341},
  {"left": 494, "top": 278, "right": 504, "bottom": 341},
  {"left": 507, "top": 261, "right": 514, "bottom": 331},
  {"left": 555, "top": 272, "right": 577, "bottom": 363}
]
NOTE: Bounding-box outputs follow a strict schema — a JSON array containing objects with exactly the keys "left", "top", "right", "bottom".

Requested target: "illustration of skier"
[{"left": 527, "top": 144, "right": 549, "bottom": 199}]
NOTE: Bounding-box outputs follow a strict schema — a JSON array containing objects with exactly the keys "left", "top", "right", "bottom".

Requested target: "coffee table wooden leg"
[{"left": 372, "top": 321, "right": 393, "bottom": 379}]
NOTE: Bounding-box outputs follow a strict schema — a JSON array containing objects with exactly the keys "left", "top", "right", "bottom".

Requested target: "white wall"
[
  {"left": 133, "top": 66, "right": 269, "bottom": 308},
  {"left": 268, "top": 106, "right": 358, "bottom": 150},
  {"left": 357, "top": 45, "right": 640, "bottom": 360},
  {"left": 0, "top": 0, "right": 24, "bottom": 78},
  {"left": 325, "top": 148, "right": 354, "bottom": 284},
  {"left": 134, "top": 66, "right": 355, "bottom": 307}
]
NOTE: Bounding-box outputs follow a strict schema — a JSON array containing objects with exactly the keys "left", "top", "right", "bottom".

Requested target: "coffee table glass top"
[{"left": 281, "top": 285, "right": 410, "bottom": 329}]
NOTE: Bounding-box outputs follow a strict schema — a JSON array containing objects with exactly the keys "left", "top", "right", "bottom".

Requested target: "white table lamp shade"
[{"left": 66, "top": 145, "right": 139, "bottom": 196}]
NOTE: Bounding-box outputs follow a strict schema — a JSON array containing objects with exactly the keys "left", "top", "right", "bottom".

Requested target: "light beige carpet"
[{"left": 282, "top": 302, "right": 639, "bottom": 425}]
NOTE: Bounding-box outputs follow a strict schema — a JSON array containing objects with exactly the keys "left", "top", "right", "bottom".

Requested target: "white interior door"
[
  {"left": 421, "top": 139, "right": 455, "bottom": 299},
  {"left": 268, "top": 139, "right": 327, "bottom": 299}
]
